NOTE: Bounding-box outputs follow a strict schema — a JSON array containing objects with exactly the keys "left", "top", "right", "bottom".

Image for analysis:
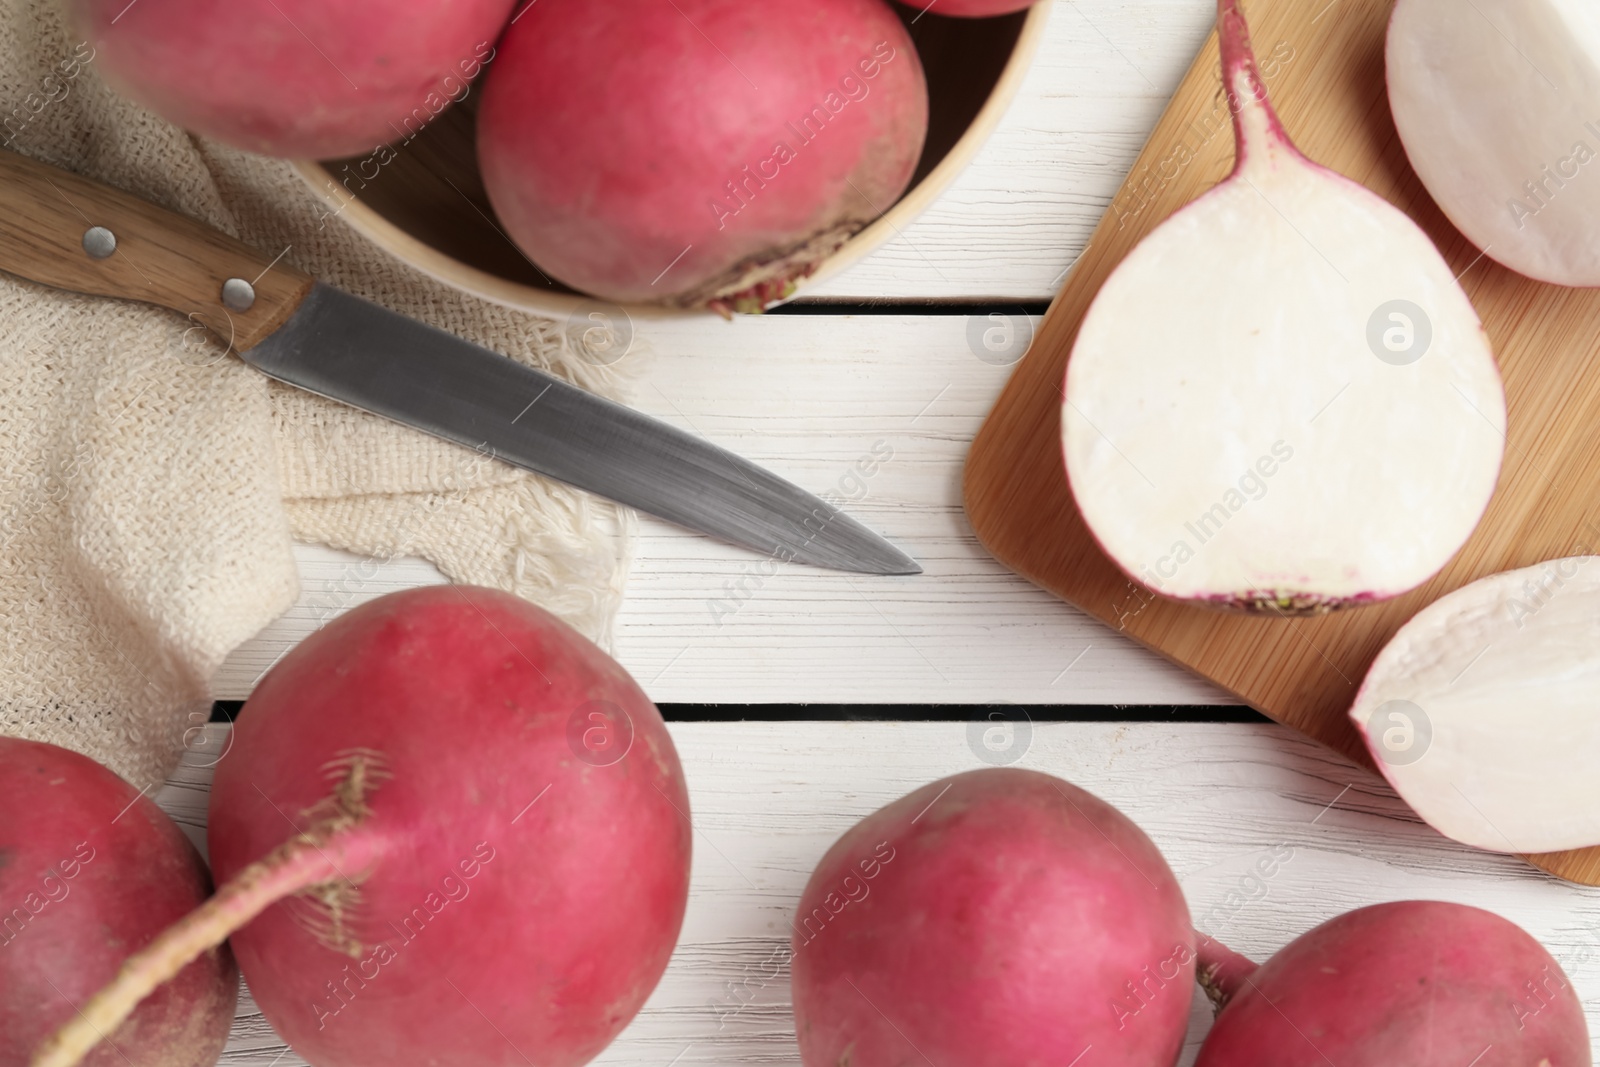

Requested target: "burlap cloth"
[{"left": 0, "top": 0, "right": 634, "bottom": 791}]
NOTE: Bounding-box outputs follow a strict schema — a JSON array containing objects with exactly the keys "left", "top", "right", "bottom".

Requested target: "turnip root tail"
[
  {"left": 1217, "top": 0, "right": 1295, "bottom": 172},
  {"left": 30, "top": 763, "right": 388, "bottom": 1067},
  {"left": 1194, "top": 931, "right": 1260, "bottom": 1013}
]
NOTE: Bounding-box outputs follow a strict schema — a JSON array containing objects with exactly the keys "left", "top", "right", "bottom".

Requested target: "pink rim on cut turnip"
[
  {"left": 1061, "top": 0, "right": 1505, "bottom": 614},
  {"left": 1349, "top": 556, "right": 1600, "bottom": 854},
  {"left": 1388, "top": 0, "right": 1600, "bottom": 287}
]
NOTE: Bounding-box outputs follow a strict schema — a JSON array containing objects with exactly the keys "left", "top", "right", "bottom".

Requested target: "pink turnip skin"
[
  {"left": 791, "top": 768, "right": 1194, "bottom": 1067},
  {"left": 1195, "top": 902, "right": 1591, "bottom": 1066},
  {"left": 65, "top": 0, "right": 515, "bottom": 158},
  {"left": 0, "top": 738, "right": 236, "bottom": 1067},
  {"left": 33, "top": 586, "right": 692, "bottom": 1067},
  {"left": 477, "top": 0, "right": 929, "bottom": 312}
]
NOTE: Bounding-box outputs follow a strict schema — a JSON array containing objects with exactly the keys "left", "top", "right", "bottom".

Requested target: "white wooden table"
[
  {"left": 161, "top": 723, "right": 1600, "bottom": 1066},
  {"left": 198, "top": 1, "right": 1600, "bottom": 1061}
]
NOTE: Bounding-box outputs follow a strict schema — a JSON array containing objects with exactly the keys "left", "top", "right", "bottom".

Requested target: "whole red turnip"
[
  {"left": 0, "top": 738, "right": 236, "bottom": 1067},
  {"left": 33, "top": 586, "right": 692, "bottom": 1067},
  {"left": 65, "top": 0, "right": 514, "bottom": 158},
  {"left": 791, "top": 768, "right": 1194, "bottom": 1067},
  {"left": 477, "top": 0, "right": 929, "bottom": 312},
  {"left": 1195, "top": 902, "right": 1591, "bottom": 1065}
]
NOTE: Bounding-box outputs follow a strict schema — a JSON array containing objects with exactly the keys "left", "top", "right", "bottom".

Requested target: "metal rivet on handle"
[
  {"left": 221, "top": 277, "right": 256, "bottom": 312},
  {"left": 82, "top": 226, "right": 116, "bottom": 259}
]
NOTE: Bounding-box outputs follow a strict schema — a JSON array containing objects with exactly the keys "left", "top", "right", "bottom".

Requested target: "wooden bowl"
[{"left": 292, "top": 4, "right": 1050, "bottom": 319}]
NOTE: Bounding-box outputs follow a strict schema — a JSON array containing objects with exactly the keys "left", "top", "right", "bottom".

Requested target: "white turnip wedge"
[
  {"left": 1349, "top": 557, "right": 1600, "bottom": 853},
  {"left": 1388, "top": 0, "right": 1600, "bottom": 287},
  {"left": 1062, "top": 0, "right": 1506, "bottom": 615}
]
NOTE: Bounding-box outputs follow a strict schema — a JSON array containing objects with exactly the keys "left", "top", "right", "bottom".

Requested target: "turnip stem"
[
  {"left": 1194, "top": 930, "right": 1261, "bottom": 1012},
  {"left": 31, "top": 827, "right": 383, "bottom": 1067},
  {"left": 1216, "top": 0, "right": 1290, "bottom": 171}
]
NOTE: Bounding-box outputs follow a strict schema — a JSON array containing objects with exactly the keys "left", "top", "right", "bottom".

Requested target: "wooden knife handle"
[{"left": 0, "top": 149, "right": 314, "bottom": 351}]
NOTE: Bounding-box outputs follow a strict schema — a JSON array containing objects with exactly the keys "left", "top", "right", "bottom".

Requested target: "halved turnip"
[
  {"left": 1349, "top": 555, "right": 1600, "bottom": 854},
  {"left": 1194, "top": 902, "right": 1590, "bottom": 1065},
  {"left": 1062, "top": 0, "right": 1505, "bottom": 614},
  {"left": 1388, "top": 0, "right": 1600, "bottom": 287}
]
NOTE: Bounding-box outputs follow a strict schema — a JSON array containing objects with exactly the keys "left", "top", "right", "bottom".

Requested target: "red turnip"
[
  {"left": 1349, "top": 556, "right": 1600, "bottom": 854},
  {"left": 790, "top": 768, "right": 1194, "bottom": 1067},
  {"left": 66, "top": 0, "right": 515, "bottom": 158},
  {"left": 33, "top": 585, "right": 692, "bottom": 1067},
  {"left": 0, "top": 738, "right": 236, "bottom": 1067},
  {"left": 476, "top": 0, "right": 930, "bottom": 312},
  {"left": 1195, "top": 901, "right": 1590, "bottom": 1065},
  {"left": 1062, "top": 0, "right": 1505, "bottom": 613},
  {"left": 1388, "top": 0, "right": 1600, "bottom": 287}
]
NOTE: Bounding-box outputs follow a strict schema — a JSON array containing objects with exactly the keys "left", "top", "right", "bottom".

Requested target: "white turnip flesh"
[{"left": 1062, "top": 0, "right": 1505, "bottom": 614}]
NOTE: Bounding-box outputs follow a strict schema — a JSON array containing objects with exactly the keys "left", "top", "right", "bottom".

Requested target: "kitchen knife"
[{"left": 0, "top": 149, "right": 919, "bottom": 575}]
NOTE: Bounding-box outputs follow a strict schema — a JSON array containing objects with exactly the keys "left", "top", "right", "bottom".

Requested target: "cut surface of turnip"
[
  {"left": 1350, "top": 556, "right": 1600, "bottom": 854},
  {"left": 1061, "top": 0, "right": 1505, "bottom": 614},
  {"left": 1388, "top": 0, "right": 1600, "bottom": 287}
]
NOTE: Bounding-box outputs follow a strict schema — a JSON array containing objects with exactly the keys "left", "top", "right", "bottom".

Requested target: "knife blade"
[{"left": 0, "top": 149, "right": 919, "bottom": 576}]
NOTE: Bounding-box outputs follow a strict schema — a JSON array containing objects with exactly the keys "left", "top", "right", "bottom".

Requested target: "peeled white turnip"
[
  {"left": 790, "top": 768, "right": 1194, "bottom": 1067},
  {"left": 32, "top": 586, "right": 691, "bottom": 1067},
  {"left": 1195, "top": 902, "right": 1590, "bottom": 1065},
  {"left": 1349, "top": 556, "right": 1600, "bottom": 853},
  {"left": 476, "top": 0, "right": 929, "bottom": 312},
  {"left": 1062, "top": 0, "right": 1505, "bottom": 614},
  {"left": 1388, "top": 0, "right": 1600, "bottom": 287}
]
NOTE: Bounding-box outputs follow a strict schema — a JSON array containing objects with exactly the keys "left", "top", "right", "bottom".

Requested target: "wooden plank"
[
  {"left": 963, "top": 0, "right": 1600, "bottom": 883},
  {"left": 213, "top": 314, "right": 1227, "bottom": 706},
  {"left": 156, "top": 721, "right": 1600, "bottom": 1065}
]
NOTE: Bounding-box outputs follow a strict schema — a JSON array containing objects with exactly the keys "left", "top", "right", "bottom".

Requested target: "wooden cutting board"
[{"left": 964, "top": 0, "right": 1600, "bottom": 884}]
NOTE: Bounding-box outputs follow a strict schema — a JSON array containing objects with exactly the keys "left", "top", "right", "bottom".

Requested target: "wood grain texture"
[
  {"left": 210, "top": 313, "right": 1228, "bottom": 708},
  {"left": 963, "top": 0, "right": 1600, "bottom": 883},
  {"left": 0, "top": 149, "right": 313, "bottom": 349},
  {"left": 154, "top": 722, "right": 1600, "bottom": 1065}
]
